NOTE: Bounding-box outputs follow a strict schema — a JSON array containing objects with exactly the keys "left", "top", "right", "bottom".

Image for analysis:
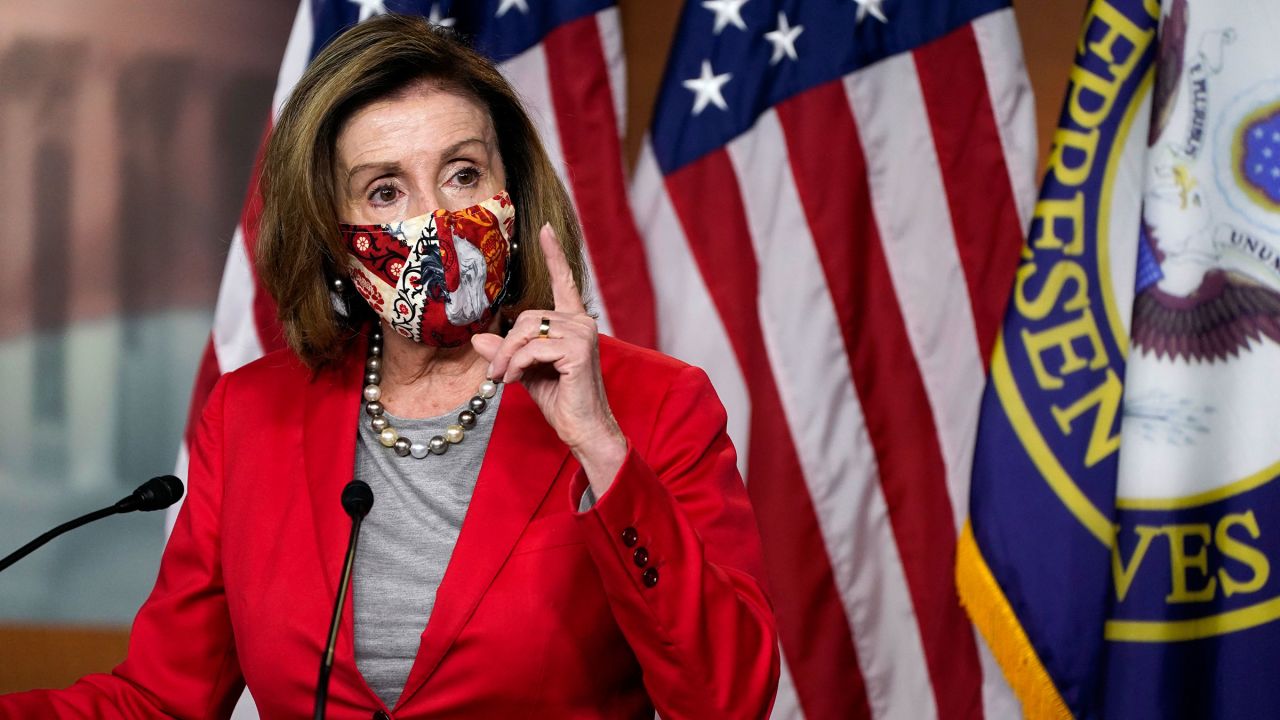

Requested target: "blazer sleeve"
[
  {"left": 0, "top": 376, "right": 245, "bottom": 719},
  {"left": 571, "top": 365, "right": 781, "bottom": 720}
]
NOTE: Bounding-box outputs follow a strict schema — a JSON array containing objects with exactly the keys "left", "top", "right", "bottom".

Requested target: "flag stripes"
[
  {"left": 633, "top": 4, "right": 1034, "bottom": 717},
  {"left": 664, "top": 151, "right": 872, "bottom": 720},
  {"left": 542, "top": 13, "right": 657, "bottom": 348},
  {"left": 729, "top": 103, "right": 940, "bottom": 720}
]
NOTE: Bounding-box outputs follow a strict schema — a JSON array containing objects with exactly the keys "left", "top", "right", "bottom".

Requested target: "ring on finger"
[{"left": 537, "top": 316, "right": 551, "bottom": 339}]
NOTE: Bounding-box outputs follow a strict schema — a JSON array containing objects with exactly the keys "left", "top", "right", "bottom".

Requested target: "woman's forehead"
[{"left": 336, "top": 85, "right": 497, "bottom": 166}]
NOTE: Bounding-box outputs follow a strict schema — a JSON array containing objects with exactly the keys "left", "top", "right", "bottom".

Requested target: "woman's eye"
[
  {"left": 369, "top": 185, "right": 400, "bottom": 205},
  {"left": 453, "top": 167, "right": 480, "bottom": 187}
]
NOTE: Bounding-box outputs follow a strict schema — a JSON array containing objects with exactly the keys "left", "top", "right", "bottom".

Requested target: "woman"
[{"left": 1, "top": 14, "right": 779, "bottom": 719}]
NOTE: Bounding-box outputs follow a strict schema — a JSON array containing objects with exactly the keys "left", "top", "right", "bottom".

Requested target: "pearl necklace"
[{"left": 361, "top": 328, "right": 498, "bottom": 459}]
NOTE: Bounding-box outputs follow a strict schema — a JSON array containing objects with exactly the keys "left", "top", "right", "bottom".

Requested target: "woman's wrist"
[{"left": 569, "top": 419, "right": 628, "bottom": 497}]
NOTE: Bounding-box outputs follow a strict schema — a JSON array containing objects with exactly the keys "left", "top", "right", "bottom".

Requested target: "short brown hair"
[{"left": 256, "top": 13, "right": 589, "bottom": 368}]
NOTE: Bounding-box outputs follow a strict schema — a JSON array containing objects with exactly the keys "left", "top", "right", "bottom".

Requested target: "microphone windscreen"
[
  {"left": 132, "top": 475, "right": 185, "bottom": 512},
  {"left": 341, "top": 480, "right": 374, "bottom": 520}
]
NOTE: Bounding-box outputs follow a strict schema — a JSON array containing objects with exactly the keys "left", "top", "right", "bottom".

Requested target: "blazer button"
[
  {"left": 633, "top": 546, "right": 649, "bottom": 567},
  {"left": 621, "top": 526, "right": 639, "bottom": 547},
  {"left": 373, "top": 711, "right": 391, "bottom": 720},
  {"left": 642, "top": 567, "right": 659, "bottom": 588}
]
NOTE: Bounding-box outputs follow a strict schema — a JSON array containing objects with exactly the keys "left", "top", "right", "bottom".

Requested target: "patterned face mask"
[{"left": 338, "top": 191, "right": 516, "bottom": 346}]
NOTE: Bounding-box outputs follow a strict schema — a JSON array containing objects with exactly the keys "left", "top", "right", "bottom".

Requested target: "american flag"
[
  {"left": 629, "top": 0, "right": 1036, "bottom": 717},
  {"left": 178, "top": 0, "right": 1038, "bottom": 718}
]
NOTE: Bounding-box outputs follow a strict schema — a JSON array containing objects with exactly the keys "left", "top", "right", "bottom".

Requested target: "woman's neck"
[{"left": 376, "top": 325, "right": 489, "bottom": 419}]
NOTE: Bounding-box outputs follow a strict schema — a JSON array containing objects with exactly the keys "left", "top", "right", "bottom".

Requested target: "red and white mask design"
[{"left": 339, "top": 191, "right": 516, "bottom": 346}]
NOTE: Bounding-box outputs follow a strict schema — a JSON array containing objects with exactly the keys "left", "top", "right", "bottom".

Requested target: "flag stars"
[
  {"left": 496, "top": 0, "right": 529, "bottom": 18},
  {"left": 348, "top": 0, "right": 386, "bottom": 22},
  {"left": 428, "top": 3, "right": 455, "bottom": 27},
  {"left": 684, "top": 60, "right": 732, "bottom": 115},
  {"left": 853, "top": 0, "right": 889, "bottom": 24},
  {"left": 702, "top": 0, "right": 749, "bottom": 35},
  {"left": 764, "top": 12, "right": 803, "bottom": 64}
]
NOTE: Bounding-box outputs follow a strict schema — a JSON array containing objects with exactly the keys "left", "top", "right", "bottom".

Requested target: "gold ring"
[{"left": 538, "top": 317, "right": 551, "bottom": 339}]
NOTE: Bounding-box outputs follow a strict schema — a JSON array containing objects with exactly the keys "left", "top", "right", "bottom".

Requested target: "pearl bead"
[
  {"left": 445, "top": 424, "right": 465, "bottom": 443},
  {"left": 393, "top": 438, "right": 412, "bottom": 457},
  {"left": 362, "top": 384, "right": 381, "bottom": 402},
  {"left": 366, "top": 357, "right": 382, "bottom": 372},
  {"left": 469, "top": 396, "right": 487, "bottom": 413},
  {"left": 370, "top": 416, "right": 389, "bottom": 432},
  {"left": 368, "top": 343, "right": 382, "bottom": 357},
  {"left": 371, "top": 330, "right": 383, "bottom": 343},
  {"left": 478, "top": 380, "right": 498, "bottom": 399},
  {"left": 331, "top": 277, "right": 346, "bottom": 292},
  {"left": 379, "top": 427, "right": 399, "bottom": 447},
  {"left": 409, "top": 441, "right": 429, "bottom": 459},
  {"left": 365, "top": 371, "right": 381, "bottom": 385},
  {"left": 458, "top": 410, "right": 477, "bottom": 429},
  {"left": 428, "top": 436, "right": 448, "bottom": 455},
  {"left": 365, "top": 401, "right": 384, "bottom": 417}
]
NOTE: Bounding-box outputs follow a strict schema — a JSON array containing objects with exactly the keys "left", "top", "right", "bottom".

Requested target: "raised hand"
[{"left": 471, "top": 223, "right": 626, "bottom": 492}]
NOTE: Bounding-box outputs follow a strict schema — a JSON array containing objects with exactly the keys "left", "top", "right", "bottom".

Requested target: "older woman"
[{"left": 1, "top": 14, "right": 778, "bottom": 719}]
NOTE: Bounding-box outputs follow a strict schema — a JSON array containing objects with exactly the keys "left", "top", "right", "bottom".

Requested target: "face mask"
[{"left": 338, "top": 191, "right": 515, "bottom": 346}]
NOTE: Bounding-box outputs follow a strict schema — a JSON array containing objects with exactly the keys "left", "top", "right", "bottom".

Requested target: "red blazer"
[{"left": 2, "top": 336, "right": 779, "bottom": 719}]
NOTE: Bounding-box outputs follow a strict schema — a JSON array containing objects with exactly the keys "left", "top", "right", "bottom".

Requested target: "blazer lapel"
[
  {"left": 301, "top": 339, "right": 399, "bottom": 708},
  {"left": 303, "top": 344, "right": 366, "bottom": 602},
  {"left": 396, "top": 381, "right": 570, "bottom": 708}
]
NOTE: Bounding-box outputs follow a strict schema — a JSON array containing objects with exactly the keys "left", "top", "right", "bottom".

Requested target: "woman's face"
[{"left": 335, "top": 82, "right": 507, "bottom": 225}]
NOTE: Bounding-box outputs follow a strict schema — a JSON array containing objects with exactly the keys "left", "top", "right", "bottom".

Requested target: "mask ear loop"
[{"left": 495, "top": 233, "right": 521, "bottom": 336}]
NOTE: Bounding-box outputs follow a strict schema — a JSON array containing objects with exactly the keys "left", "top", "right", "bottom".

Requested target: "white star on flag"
[
  {"left": 428, "top": 3, "right": 456, "bottom": 27},
  {"left": 497, "top": 0, "right": 530, "bottom": 18},
  {"left": 348, "top": 0, "right": 387, "bottom": 22},
  {"left": 683, "top": 59, "right": 732, "bottom": 115},
  {"left": 702, "top": 0, "right": 749, "bottom": 35},
  {"left": 853, "top": 0, "right": 888, "bottom": 24},
  {"left": 764, "top": 11, "right": 803, "bottom": 64}
]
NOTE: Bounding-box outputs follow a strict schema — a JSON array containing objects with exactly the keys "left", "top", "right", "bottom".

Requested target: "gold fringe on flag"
[{"left": 956, "top": 522, "right": 1073, "bottom": 720}]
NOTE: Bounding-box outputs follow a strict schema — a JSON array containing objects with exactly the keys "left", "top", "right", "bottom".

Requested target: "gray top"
[{"left": 351, "top": 386, "right": 503, "bottom": 709}]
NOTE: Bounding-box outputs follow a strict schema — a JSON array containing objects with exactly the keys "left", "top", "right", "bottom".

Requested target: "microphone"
[
  {"left": 0, "top": 475, "right": 185, "bottom": 574},
  {"left": 315, "top": 480, "right": 374, "bottom": 720}
]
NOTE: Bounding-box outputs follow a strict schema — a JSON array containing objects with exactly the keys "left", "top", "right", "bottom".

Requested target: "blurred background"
[{"left": 0, "top": 0, "right": 1084, "bottom": 694}]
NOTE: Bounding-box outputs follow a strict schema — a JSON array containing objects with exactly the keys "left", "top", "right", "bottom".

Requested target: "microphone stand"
[
  {"left": 0, "top": 506, "right": 121, "bottom": 574},
  {"left": 0, "top": 475, "right": 184, "bottom": 575},
  {"left": 315, "top": 480, "right": 373, "bottom": 720}
]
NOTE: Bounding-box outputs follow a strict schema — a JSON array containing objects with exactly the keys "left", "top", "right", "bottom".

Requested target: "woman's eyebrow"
[
  {"left": 346, "top": 160, "right": 402, "bottom": 184},
  {"left": 438, "top": 137, "right": 488, "bottom": 161}
]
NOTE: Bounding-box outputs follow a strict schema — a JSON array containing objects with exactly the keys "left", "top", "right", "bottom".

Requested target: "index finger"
[{"left": 538, "top": 222, "right": 586, "bottom": 314}]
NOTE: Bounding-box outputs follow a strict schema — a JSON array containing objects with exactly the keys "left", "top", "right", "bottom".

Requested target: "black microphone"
[
  {"left": 0, "top": 475, "right": 185, "bottom": 574},
  {"left": 315, "top": 480, "right": 374, "bottom": 720}
]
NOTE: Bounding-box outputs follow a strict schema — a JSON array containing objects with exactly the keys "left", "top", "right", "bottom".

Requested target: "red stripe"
[
  {"left": 542, "top": 14, "right": 657, "bottom": 348},
  {"left": 238, "top": 123, "right": 286, "bottom": 355},
  {"left": 913, "top": 25, "right": 1025, "bottom": 368},
  {"left": 665, "top": 151, "right": 871, "bottom": 720},
  {"left": 775, "top": 80, "right": 984, "bottom": 718}
]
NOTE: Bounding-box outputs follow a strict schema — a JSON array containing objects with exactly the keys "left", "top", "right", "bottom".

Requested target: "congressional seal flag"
[{"left": 960, "top": 0, "right": 1280, "bottom": 717}]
